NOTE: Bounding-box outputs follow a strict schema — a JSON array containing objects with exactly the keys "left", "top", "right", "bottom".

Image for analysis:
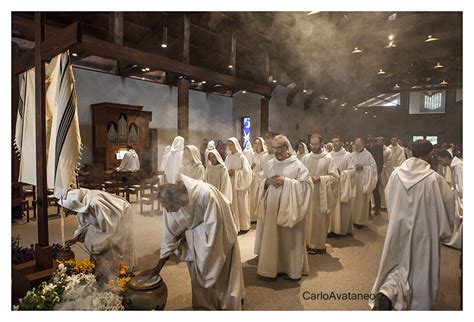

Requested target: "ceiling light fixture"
[
  {"left": 388, "top": 34, "right": 394, "bottom": 41},
  {"left": 242, "top": 90, "right": 246, "bottom": 94},
  {"left": 191, "top": 79, "right": 195, "bottom": 83},
  {"left": 365, "top": 111, "right": 368, "bottom": 114},
  {"left": 440, "top": 79, "right": 448, "bottom": 85},
  {"left": 424, "top": 34, "right": 439, "bottom": 43},
  {"left": 272, "top": 79, "right": 277, "bottom": 83},
  {"left": 434, "top": 62, "right": 444, "bottom": 69},
  {"left": 354, "top": 107, "right": 358, "bottom": 111},
  {"left": 352, "top": 47, "right": 363, "bottom": 54},
  {"left": 71, "top": 52, "right": 78, "bottom": 57},
  {"left": 141, "top": 68, "right": 147, "bottom": 72},
  {"left": 228, "top": 65, "right": 233, "bottom": 69},
  {"left": 202, "top": 81, "right": 206, "bottom": 84},
  {"left": 373, "top": 115, "right": 377, "bottom": 118},
  {"left": 161, "top": 14, "right": 168, "bottom": 48},
  {"left": 377, "top": 69, "right": 386, "bottom": 75},
  {"left": 393, "top": 83, "right": 400, "bottom": 90}
]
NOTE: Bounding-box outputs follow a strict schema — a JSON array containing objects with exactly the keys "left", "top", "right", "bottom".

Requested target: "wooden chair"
[
  {"left": 23, "top": 185, "right": 36, "bottom": 221},
  {"left": 12, "top": 182, "right": 29, "bottom": 222},
  {"left": 140, "top": 180, "right": 160, "bottom": 213}
]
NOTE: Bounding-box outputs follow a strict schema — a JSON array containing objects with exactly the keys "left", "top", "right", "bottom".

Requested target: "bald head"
[{"left": 354, "top": 138, "right": 365, "bottom": 153}]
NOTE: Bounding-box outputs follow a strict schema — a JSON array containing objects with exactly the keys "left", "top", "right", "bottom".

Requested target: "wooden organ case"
[{"left": 91, "top": 102, "right": 152, "bottom": 172}]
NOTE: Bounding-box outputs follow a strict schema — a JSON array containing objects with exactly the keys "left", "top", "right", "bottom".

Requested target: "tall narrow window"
[{"left": 242, "top": 116, "right": 251, "bottom": 149}]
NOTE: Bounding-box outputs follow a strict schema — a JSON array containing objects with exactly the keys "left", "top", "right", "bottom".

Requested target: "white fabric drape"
[{"left": 15, "top": 52, "right": 82, "bottom": 198}]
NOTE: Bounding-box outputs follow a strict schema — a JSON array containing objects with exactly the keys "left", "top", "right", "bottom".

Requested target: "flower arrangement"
[
  {"left": 58, "top": 259, "right": 95, "bottom": 275},
  {"left": 14, "top": 262, "right": 124, "bottom": 310}
]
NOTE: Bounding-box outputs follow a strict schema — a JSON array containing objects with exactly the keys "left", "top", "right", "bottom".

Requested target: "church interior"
[{"left": 10, "top": 10, "right": 463, "bottom": 312}]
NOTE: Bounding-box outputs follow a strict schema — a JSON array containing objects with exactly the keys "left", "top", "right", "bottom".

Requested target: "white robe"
[
  {"left": 117, "top": 149, "right": 140, "bottom": 172},
  {"left": 443, "top": 156, "right": 463, "bottom": 249},
  {"left": 329, "top": 149, "right": 355, "bottom": 235},
  {"left": 164, "top": 136, "right": 184, "bottom": 184},
  {"left": 254, "top": 152, "right": 274, "bottom": 255},
  {"left": 302, "top": 151, "right": 339, "bottom": 250},
  {"left": 59, "top": 189, "right": 136, "bottom": 269},
  {"left": 349, "top": 149, "right": 378, "bottom": 226},
  {"left": 369, "top": 158, "right": 454, "bottom": 310},
  {"left": 389, "top": 144, "right": 406, "bottom": 168},
  {"left": 255, "top": 155, "right": 313, "bottom": 279},
  {"left": 180, "top": 145, "right": 204, "bottom": 180},
  {"left": 160, "top": 175, "right": 245, "bottom": 310},
  {"left": 380, "top": 145, "right": 393, "bottom": 208},
  {"left": 225, "top": 138, "right": 253, "bottom": 231},
  {"left": 249, "top": 150, "right": 267, "bottom": 222},
  {"left": 204, "top": 150, "right": 233, "bottom": 203},
  {"left": 159, "top": 145, "right": 171, "bottom": 171}
]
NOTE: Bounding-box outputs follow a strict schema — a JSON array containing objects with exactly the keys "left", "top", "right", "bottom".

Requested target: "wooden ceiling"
[{"left": 12, "top": 11, "right": 462, "bottom": 107}]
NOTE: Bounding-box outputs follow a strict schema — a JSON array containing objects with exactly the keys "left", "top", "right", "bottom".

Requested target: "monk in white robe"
[
  {"left": 204, "top": 149, "right": 233, "bottom": 203},
  {"left": 151, "top": 175, "right": 245, "bottom": 310},
  {"left": 370, "top": 140, "right": 454, "bottom": 310},
  {"left": 225, "top": 137, "right": 253, "bottom": 233},
  {"left": 350, "top": 138, "right": 378, "bottom": 227},
  {"left": 254, "top": 134, "right": 275, "bottom": 255},
  {"left": 379, "top": 138, "right": 393, "bottom": 208},
  {"left": 164, "top": 136, "right": 184, "bottom": 183},
  {"left": 302, "top": 134, "right": 339, "bottom": 254},
  {"left": 389, "top": 137, "right": 406, "bottom": 168},
  {"left": 61, "top": 189, "right": 136, "bottom": 270},
  {"left": 296, "top": 141, "right": 309, "bottom": 160},
  {"left": 180, "top": 145, "right": 205, "bottom": 180},
  {"left": 439, "top": 150, "right": 463, "bottom": 250},
  {"left": 329, "top": 135, "right": 355, "bottom": 235},
  {"left": 256, "top": 135, "right": 313, "bottom": 280},
  {"left": 159, "top": 145, "right": 171, "bottom": 172},
  {"left": 116, "top": 145, "right": 140, "bottom": 172},
  {"left": 248, "top": 137, "right": 267, "bottom": 223}
]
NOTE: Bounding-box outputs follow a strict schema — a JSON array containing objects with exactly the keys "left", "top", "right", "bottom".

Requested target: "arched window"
[
  {"left": 118, "top": 113, "right": 128, "bottom": 143},
  {"left": 107, "top": 121, "right": 118, "bottom": 143},
  {"left": 129, "top": 123, "right": 139, "bottom": 144}
]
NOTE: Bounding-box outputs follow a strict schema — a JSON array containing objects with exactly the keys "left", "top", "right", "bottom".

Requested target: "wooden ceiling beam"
[{"left": 12, "top": 21, "right": 82, "bottom": 75}]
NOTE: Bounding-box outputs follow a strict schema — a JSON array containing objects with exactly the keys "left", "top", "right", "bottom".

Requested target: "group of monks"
[{"left": 59, "top": 131, "right": 462, "bottom": 310}]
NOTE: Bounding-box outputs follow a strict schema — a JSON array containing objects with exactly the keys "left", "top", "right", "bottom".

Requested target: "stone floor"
[{"left": 12, "top": 199, "right": 462, "bottom": 310}]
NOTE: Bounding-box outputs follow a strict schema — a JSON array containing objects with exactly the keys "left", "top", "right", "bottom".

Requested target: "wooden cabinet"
[{"left": 91, "top": 102, "right": 152, "bottom": 170}]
